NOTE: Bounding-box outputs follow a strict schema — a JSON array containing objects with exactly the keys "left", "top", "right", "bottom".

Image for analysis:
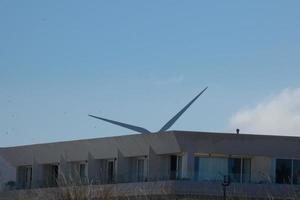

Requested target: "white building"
[{"left": 1, "top": 131, "right": 300, "bottom": 199}]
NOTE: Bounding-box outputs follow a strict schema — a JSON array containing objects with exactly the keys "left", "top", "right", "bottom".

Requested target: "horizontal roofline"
[
  {"left": 1, "top": 130, "right": 299, "bottom": 149},
  {"left": 172, "top": 130, "right": 300, "bottom": 139},
  {"left": 0, "top": 131, "right": 174, "bottom": 149}
]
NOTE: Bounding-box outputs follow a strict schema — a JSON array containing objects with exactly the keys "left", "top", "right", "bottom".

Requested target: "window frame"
[
  {"left": 275, "top": 158, "right": 300, "bottom": 185},
  {"left": 194, "top": 154, "right": 251, "bottom": 183}
]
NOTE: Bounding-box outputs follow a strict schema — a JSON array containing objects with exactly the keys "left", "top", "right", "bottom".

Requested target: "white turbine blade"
[
  {"left": 159, "top": 87, "right": 208, "bottom": 132},
  {"left": 89, "top": 114, "right": 152, "bottom": 134}
]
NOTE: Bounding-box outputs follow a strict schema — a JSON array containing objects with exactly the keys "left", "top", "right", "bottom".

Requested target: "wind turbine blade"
[
  {"left": 159, "top": 87, "right": 208, "bottom": 132},
  {"left": 88, "top": 114, "right": 152, "bottom": 134}
]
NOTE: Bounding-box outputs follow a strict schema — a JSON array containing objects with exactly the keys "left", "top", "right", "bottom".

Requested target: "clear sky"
[{"left": 1, "top": 1, "right": 300, "bottom": 147}]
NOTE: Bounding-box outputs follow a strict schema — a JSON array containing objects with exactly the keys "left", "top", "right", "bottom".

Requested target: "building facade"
[{"left": 0, "top": 131, "right": 300, "bottom": 197}]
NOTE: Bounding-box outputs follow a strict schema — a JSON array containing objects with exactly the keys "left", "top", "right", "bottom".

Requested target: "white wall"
[
  {"left": 182, "top": 152, "right": 194, "bottom": 179},
  {"left": 116, "top": 150, "right": 130, "bottom": 183},
  {"left": 0, "top": 155, "right": 16, "bottom": 191}
]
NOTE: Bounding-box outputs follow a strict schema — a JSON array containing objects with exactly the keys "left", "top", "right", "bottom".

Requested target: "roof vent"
[{"left": 236, "top": 129, "right": 240, "bottom": 134}]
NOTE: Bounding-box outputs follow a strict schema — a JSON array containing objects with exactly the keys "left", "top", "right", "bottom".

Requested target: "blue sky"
[{"left": 1, "top": 1, "right": 300, "bottom": 147}]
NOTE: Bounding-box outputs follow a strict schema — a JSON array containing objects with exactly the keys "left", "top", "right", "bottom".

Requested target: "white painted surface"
[{"left": 0, "top": 155, "right": 16, "bottom": 191}]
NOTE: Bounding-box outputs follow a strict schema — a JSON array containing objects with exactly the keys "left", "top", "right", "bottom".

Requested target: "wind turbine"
[{"left": 89, "top": 87, "right": 208, "bottom": 134}]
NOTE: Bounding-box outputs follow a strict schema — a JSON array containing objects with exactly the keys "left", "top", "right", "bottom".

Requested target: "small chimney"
[{"left": 236, "top": 129, "right": 240, "bottom": 134}]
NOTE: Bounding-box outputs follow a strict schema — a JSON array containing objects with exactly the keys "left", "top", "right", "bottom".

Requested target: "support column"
[
  {"left": 32, "top": 159, "right": 44, "bottom": 188},
  {"left": 88, "top": 152, "right": 98, "bottom": 183},
  {"left": 116, "top": 150, "right": 129, "bottom": 183},
  {"left": 148, "top": 146, "right": 161, "bottom": 181},
  {"left": 181, "top": 152, "right": 194, "bottom": 180},
  {"left": 59, "top": 155, "right": 71, "bottom": 185}
]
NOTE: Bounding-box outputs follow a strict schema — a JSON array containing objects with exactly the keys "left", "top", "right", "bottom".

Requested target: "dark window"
[
  {"left": 170, "top": 155, "right": 177, "bottom": 180},
  {"left": 137, "top": 159, "right": 145, "bottom": 182},
  {"left": 228, "top": 158, "right": 241, "bottom": 182},
  {"left": 51, "top": 165, "right": 58, "bottom": 187},
  {"left": 17, "top": 166, "right": 32, "bottom": 189},
  {"left": 107, "top": 161, "right": 114, "bottom": 183},
  {"left": 293, "top": 160, "right": 300, "bottom": 185},
  {"left": 79, "top": 163, "right": 87, "bottom": 179},
  {"left": 242, "top": 158, "right": 251, "bottom": 183},
  {"left": 276, "top": 159, "right": 292, "bottom": 184},
  {"left": 194, "top": 157, "right": 199, "bottom": 180},
  {"left": 177, "top": 156, "right": 182, "bottom": 179}
]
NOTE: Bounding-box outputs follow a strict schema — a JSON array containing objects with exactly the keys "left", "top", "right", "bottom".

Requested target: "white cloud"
[{"left": 229, "top": 88, "right": 300, "bottom": 136}]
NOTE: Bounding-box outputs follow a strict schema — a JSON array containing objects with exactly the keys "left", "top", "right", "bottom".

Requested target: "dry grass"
[
  {"left": 7, "top": 184, "right": 300, "bottom": 200},
  {"left": 5, "top": 176, "right": 300, "bottom": 200},
  {"left": 11, "top": 185, "right": 113, "bottom": 200}
]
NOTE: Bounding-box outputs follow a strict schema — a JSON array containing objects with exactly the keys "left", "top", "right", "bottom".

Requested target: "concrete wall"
[
  {"left": 0, "top": 149, "right": 280, "bottom": 191},
  {"left": 148, "top": 147, "right": 170, "bottom": 181},
  {"left": 0, "top": 152, "right": 288, "bottom": 191},
  {"left": 0, "top": 132, "right": 181, "bottom": 167},
  {"left": 182, "top": 152, "right": 194, "bottom": 179},
  {"left": 175, "top": 131, "right": 300, "bottom": 159},
  {"left": 0, "top": 155, "right": 16, "bottom": 191},
  {"left": 116, "top": 150, "right": 130, "bottom": 183},
  {"left": 2, "top": 131, "right": 300, "bottom": 190}
]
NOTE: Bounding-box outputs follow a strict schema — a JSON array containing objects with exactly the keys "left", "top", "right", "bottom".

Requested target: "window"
[
  {"left": 228, "top": 158, "right": 241, "bottom": 182},
  {"left": 194, "top": 156, "right": 251, "bottom": 183},
  {"left": 228, "top": 158, "right": 251, "bottom": 183},
  {"left": 17, "top": 166, "right": 32, "bottom": 189},
  {"left": 194, "top": 157, "right": 227, "bottom": 181},
  {"left": 276, "top": 159, "right": 292, "bottom": 184},
  {"left": 293, "top": 160, "right": 300, "bottom": 185},
  {"left": 242, "top": 158, "right": 251, "bottom": 183},
  {"left": 50, "top": 164, "right": 59, "bottom": 187},
  {"left": 275, "top": 159, "right": 300, "bottom": 184},
  {"left": 169, "top": 155, "right": 182, "bottom": 180},
  {"left": 107, "top": 160, "right": 115, "bottom": 183},
  {"left": 136, "top": 159, "right": 145, "bottom": 182},
  {"left": 194, "top": 157, "right": 199, "bottom": 180},
  {"left": 79, "top": 163, "right": 87, "bottom": 179},
  {"left": 44, "top": 164, "right": 59, "bottom": 187},
  {"left": 177, "top": 156, "right": 182, "bottom": 179}
]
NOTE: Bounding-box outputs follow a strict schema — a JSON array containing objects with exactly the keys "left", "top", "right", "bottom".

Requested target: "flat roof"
[{"left": 1, "top": 131, "right": 300, "bottom": 166}]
